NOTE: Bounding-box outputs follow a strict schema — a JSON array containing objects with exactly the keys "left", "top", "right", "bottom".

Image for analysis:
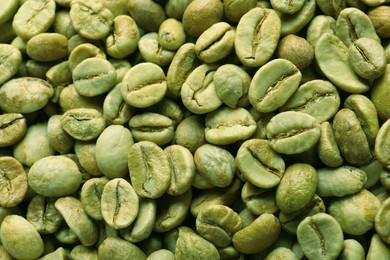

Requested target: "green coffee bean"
[
  {"left": 120, "top": 198, "right": 156, "bottom": 243},
  {"left": 335, "top": 7, "right": 380, "bottom": 47},
  {"left": 276, "top": 34, "right": 314, "bottom": 70},
  {"left": 0, "top": 77, "right": 53, "bottom": 113},
  {"left": 266, "top": 111, "right": 321, "bottom": 155},
  {"left": 315, "top": 33, "right": 370, "bottom": 94},
  {"left": 98, "top": 237, "right": 147, "bottom": 260},
  {"left": 28, "top": 155, "right": 82, "bottom": 197},
  {"left": 26, "top": 195, "right": 63, "bottom": 234},
  {"left": 0, "top": 215, "right": 44, "bottom": 259},
  {"left": 205, "top": 107, "right": 257, "bottom": 145},
  {"left": 164, "top": 145, "right": 195, "bottom": 196},
  {"left": 368, "top": 5, "right": 390, "bottom": 38},
  {"left": 59, "top": 84, "right": 104, "bottom": 113},
  {"left": 279, "top": 194, "right": 326, "bottom": 235},
  {"left": 213, "top": 64, "right": 251, "bottom": 108},
  {"left": 166, "top": 43, "right": 200, "bottom": 97},
  {"left": 165, "top": 0, "right": 191, "bottom": 20},
  {"left": 328, "top": 189, "right": 381, "bottom": 235},
  {"left": 145, "top": 98, "right": 184, "bottom": 128},
  {"left": 367, "top": 233, "right": 390, "bottom": 259},
  {"left": 250, "top": 59, "right": 301, "bottom": 113},
  {"left": 127, "top": 0, "right": 166, "bottom": 32},
  {"left": 278, "top": 0, "right": 317, "bottom": 36},
  {"left": 196, "top": 204, "right": 243, "bottom": 247},
  {"left": 45, "top": 61, "right": 73, "bottom": 94},
  {"left": 154, "top": 189, "right": 192, "bottom": 232},
  {"left": 110, "top": 59, "right": 131, "bottom": 84},
  {"left": 74, "top": 140, "right": 103, "bottom": 176},
  {"left": 339, "top": 239, "right": 365, "bottom": 260},
  {"left": 194, "top": 144, "right": 235, "bottom": 188},
  {"left": 371, "top": 64, "right": 390, "bottom": 122},
  {"left": 374, "top": 197, "right": 390, "bottom": 244},
  {"left": 316, "top": 166, "right": 367, "bottom": 197},
  {"left": 146, "top": 249, "right": 175, "bottom": 260},
  {"left": 174, "top": 115, "right": 206, "bottom": 153},
  {"left": 128, "top": 141, "right": 171, "bottom": 199},
  {"left": 306, "top": 15, "right": 336, "bottom": 47},
  {"left": 102, "top": 83, "right": 135, "bottom": 125},
  {"left": 348, "top": 37, "right": 386, "bottom": 80},
  {"left": 55, "top": 225, "right": 79, "bottom": 244},
  {"left": 61, "top": 108, "right": 106, "bottom": 141},
  {"left": 70, "top": 0, "right": 114, "bottom": 40},
  {"left": 68, "top": 43, "right": 106, "bottom": 72},
  {"left": 192, "top": 170, "right": 214, "bottom": 190},
  {"left": 0, "top": 0, "right": 18, "bottom": 25},
  {"left": 182, "top": 0, "right": 223, "bottom": 37},
  {"left": 47, "top": 115, "right": 75, "bottom": 154},
  {"left": 333, "top": 108, "right": 373, "bottom": 165},
  {"left": 276, "top": 163, "right": 317, "bottom": 213},
  {"left": 175, "top": 226, "right": 220, "bottom": 259},
  {"left": 54, "top": 196, "right": 98, "bottom": 246},
  {"left": 375, "top": 119, "right": 390, "bottom": 170},
  {"left": 26, "top": 33, "right": 68, "bottom": 62},
  {"left": 96, "top": 125, "right": 133, "bottom": 178},
  {"left": 361, "top": 159, "right": 385, "bottom": 189},
  {"left": 52, "top": 10, "right": 76, "bottom": 39},
  {"left": 223, "top": 0, "right": 257, "bottom": 23},
  {"left": 235, "top": 7, "right": 281, "bottom": 67},
  {"left": 80, "top": 177, "right": 109, "bottom": 221},
  {"left": 0, "top": 44, "right": 22, "bottom": 85},
  {"left": 190, "top": 178, "right": 242, "bottom": 217},
  {"left": 297, "top": 213, "right": 344, "bottom": 260},
  {"left": 0, "top": 21, "right": 15, "bottom": 44},
  {"left": 72, "top": 57, "right": 117, "bottom": 97},
  {"left": 13, "top": 122, "right": 55, "bottom": 167},
  {"left": 106, "top": 15, "right": 140, "bottom": 59},
  {"left": 101, "top": 178, "right": 139, "bottom": 230},
  {"left": 129, "top": 112, "right": 174, "bottom": 146},
  {"left": 0, "top": 113, "right": 27, "bottom": 148},
  {"left": 232, "top": 213, "right": 281, "bottom": 254},
  {"left": 138, "top": 33, "right": 176, "bottom": 67},
  {"left": 195, "top": 22, "right": 235, "bottom": 63},
  {"left": 71, "top": 245, "right": 98, "bottom": 260},
  {"left": 344, "top": 94, "right": 380, "bottom": 147},
  {"left": 241, "top": 182, "right": 278, "bottom": 215},
  {"left": 0, "top": 156, "right": 28, "bottom": 208},
  {"left": 236, "top": 139, "right": 285, "bottom": 189},
  {"left": 12, "top": 0, "right": 56, "bottom": 40},
  {"left": 181, "top": 63, "right": 222, "bottom": 114},
  {"left": 264, "top": 247, "right": 299, "bottom": 260},
  {"left": 25, "top": 59, "right": 54, "bottom": 79},
  {"left": 121, "top": 62, "right": 167, "bottom": 108},
  {"left": 158, "top": 18, "right": 186, "bottom": 51},
  {"left": 280, "top": 80, "right": 340, "bottom": 123},
  {"left": 270, "top": 0, "right": 305, "bottom": 14}
]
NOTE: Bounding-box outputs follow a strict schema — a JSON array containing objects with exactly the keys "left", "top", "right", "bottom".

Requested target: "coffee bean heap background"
[{"left": 0, "top": 0, "right": 390, "bottom": 259}]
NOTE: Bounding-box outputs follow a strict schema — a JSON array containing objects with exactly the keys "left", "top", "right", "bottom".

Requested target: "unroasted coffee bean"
[
  {"left": 101, "top": 178, "right": 139, "bottom": 230},
  {"left": 121, "top": 62, "right": 167, "bottom": 108},
  {"left": 235, "top": 7, "right": 281, "bottom": 67},
  {"left": 0, "top": 156, "right": 28, "bottom": 208},
  {"left": 128, "top": 141, "right": 171, "bottom": 199},
  {"left": 61, "top": 108, "right": 106, "bottom": 141},
  {"left": 236, "top": 139, "right": 285, "bottom": 189},
  {"left": 0, "top": 113, "right": 27, "bottom": 148},
  {"left": 54, "top": 196, "right": 98, "bottom": 246},
  {"left": 266, "top": 111, "right": 321, "bottom": 155},
  {"left": 297, "top": 213, "right": 344, "bottom": 260}
]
